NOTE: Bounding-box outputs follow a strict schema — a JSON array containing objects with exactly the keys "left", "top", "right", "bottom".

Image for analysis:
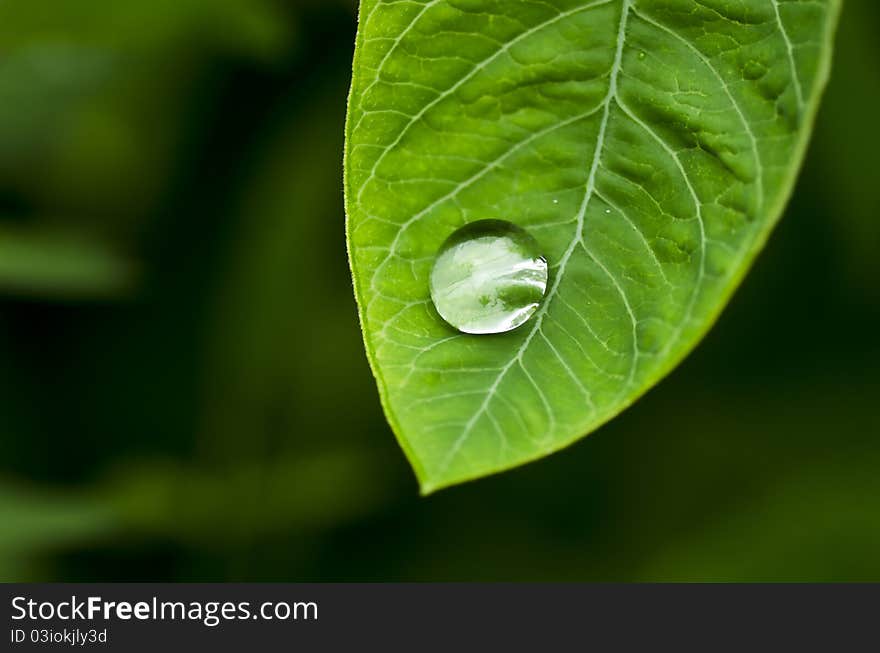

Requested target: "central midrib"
[{"left": 433, "top": 0, "right": 633, "bottom": 479}]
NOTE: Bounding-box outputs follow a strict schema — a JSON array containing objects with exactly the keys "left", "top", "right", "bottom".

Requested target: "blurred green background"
[{"left": 1, "top": 0, "right": 877, "bottom": 582}]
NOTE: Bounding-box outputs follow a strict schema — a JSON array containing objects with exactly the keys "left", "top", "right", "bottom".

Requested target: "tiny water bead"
[{"left": 429, "top": 219, "right": 549, "bottom": 335}]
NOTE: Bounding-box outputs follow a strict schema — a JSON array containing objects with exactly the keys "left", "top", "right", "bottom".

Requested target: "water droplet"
[
  {"left": 638, "top": 51, "right": 646, "bottom": 60},
  {"left": 430, "top": 219, "right": 548, "bottom": 335},
  {"left": 552, "top": 199, "right": 559, "bottom": 204}
]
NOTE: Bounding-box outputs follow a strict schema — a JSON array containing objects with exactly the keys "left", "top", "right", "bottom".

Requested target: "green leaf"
[
  {"left": 345, "top": 0, "right": 841, "bottom": 492},
  {"left": 0, "top": 226, "right": 137, "bottom": 299},
  {"left": 0, "top": 482, "right": 117, "bottom": 580}
]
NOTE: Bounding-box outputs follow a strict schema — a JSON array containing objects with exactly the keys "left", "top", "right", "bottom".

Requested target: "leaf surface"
[{"left": 345, "top": 0, "right": 841, "bottom": 492}]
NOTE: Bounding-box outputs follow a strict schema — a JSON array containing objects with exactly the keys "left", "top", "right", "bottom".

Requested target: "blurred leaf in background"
[
  {"left": 0, "top": 225, "right": 135, "bottom": 298},
  {"left": 0, "top": 0, "right": 292, "bottom": 231},
  {"left": 0, "top": 0, "right": 877, "bottom": 582}
]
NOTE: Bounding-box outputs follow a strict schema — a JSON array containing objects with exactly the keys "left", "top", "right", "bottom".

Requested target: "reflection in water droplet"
[{"left": 430, "top": 219, "right": 549, "bottom": 335}]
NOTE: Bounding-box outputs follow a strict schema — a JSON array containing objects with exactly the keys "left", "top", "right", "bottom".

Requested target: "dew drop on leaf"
[{"left": 429, "top": 219, "right": 548, "bottom": 335}]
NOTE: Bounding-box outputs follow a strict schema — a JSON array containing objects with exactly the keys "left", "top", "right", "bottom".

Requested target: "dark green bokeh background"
[{"left": 1, "top": 1, "right": 877, "bottom": 582}]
